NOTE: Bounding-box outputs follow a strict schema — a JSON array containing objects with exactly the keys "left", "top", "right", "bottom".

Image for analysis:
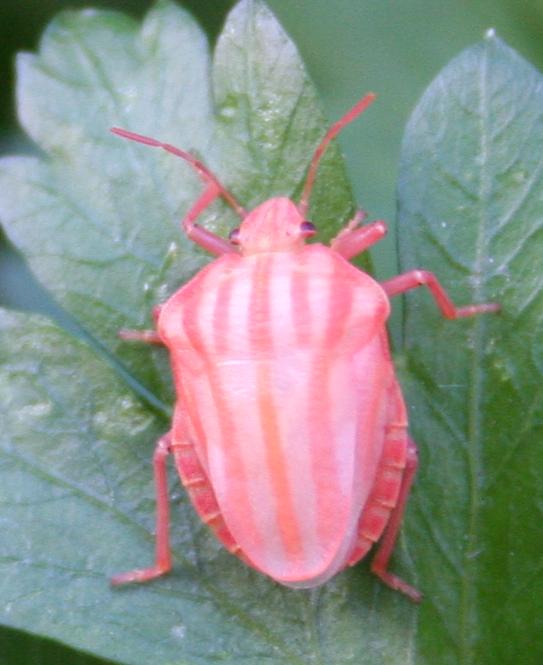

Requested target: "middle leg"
[
  {"left": 118, "top": 305, "right": 165, "bottom": 345},
  {"left": 382, "top": 270, "right": 500, "bottom": 318}
]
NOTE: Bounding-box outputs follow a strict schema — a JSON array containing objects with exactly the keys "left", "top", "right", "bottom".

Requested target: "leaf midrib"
[{"left": 459, "top": 38, "right": 491, "bottom": 665}]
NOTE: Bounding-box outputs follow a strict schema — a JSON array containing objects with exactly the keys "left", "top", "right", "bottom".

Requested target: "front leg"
[
  {"left": 111, "top": 127, "right": 246, "bottom": 257},
  {"left": 182, "top": 182, "right": 240, "bottom": 256},
  {"left": 381, "top": 270, "right": 500, "bottom": 318},
  {"left": 330, "top": 211, "right": 387, "bottom": 260}
]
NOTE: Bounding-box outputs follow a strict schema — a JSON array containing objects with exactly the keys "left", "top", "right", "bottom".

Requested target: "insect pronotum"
[{"left": 109, "top": 93, "right": 499, "bottom": 602}]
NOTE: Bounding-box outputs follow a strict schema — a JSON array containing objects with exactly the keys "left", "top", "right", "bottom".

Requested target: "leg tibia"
[
  {"left": 370, "top": 438, "right": 421, "bottom": 602},
  {"left": 382, "top": 270, "right": 500, "bottom": 319},
  {"left": 118, "top": 329, "right": 163, "bottom": 344},
  {"left": 110, "top": 433, "right": 173, "bottom": 585},
  {"left": 118, "top": 306, "right": 164, "bottom": 345},
  {"left": 182, "top": 182, "right": 239, "bottom": 256}
]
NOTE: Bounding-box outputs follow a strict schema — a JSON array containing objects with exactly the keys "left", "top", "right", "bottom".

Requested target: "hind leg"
[
  {"left": 370, "top": 437, "right": 420, "bottom": 602},
  {"left": 111, "top": 429, "right": 252, "bottom": 587},
  {"left": 111, "top": 432, "right": 173, "bottom": 585},
  {"left": 347, "top": 375, "right": 421, "bottom": 602}
]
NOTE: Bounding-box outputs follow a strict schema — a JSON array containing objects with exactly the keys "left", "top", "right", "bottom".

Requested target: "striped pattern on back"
[{"left": 160, "top": 244, "right": 392, "bottom": 586}]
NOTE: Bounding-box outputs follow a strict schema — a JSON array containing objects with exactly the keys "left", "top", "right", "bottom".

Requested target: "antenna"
[
  {"left": 298, "top": 93, "right": 376, "bottom": 217},
  {"left": 110, "top": 127, "right": 246, "bottom": 219}
]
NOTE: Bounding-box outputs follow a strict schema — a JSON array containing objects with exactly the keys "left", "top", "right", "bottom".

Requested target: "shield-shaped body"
[
  {"left": 110, "top": 96, "right": 496, "bottom": 601},
  {"left": 159, "top": 240, "right": 405, "bottom": 587}
]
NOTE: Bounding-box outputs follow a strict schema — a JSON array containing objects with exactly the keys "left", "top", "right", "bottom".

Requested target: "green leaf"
[
  {"left": 398, "top": 33, "right": 543, "bottom": 665},
  {"left": 1, "top": 0, "right": 215, "bottom": 410},
  {"left": 212, "top": 0, "right": 354, "bottom": 235},
  {"left": 0, "top": 2, "right": 419, "bottom": 664},
  {"left": 0, "top": 308, "right": 416, "bottom": 665}
]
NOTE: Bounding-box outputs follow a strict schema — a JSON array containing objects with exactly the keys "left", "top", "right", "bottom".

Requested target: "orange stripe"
[
  {"left": 256, "top": 363, "right": 304, "bottom": 560},
  {"left": 291, "top": 250, "right": 312, "bottom": 346},
  {"left": 167, "top": 287, "right": 208, "bottom": 459},
  {"left": 323, "top": 258, "right": 355, "bottom": 346},
  {"left": 213, "top": 259, "right": 236, "bottom": 355},
  {"left": 308, "top": 256, "right": 355, "bottom": 549},
  {"left": 250, "top": 255, "right": 304, "bottom": 560},
  {"left": 181, "top": 262, "right": 262, "bottom": 552},
  {"left": 177, "top": 377, "right": 207, "bottom": 456}
]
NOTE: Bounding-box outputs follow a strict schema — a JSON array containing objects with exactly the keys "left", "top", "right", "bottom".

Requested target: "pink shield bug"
[{"left": 109, "top": 93, "right": 499, "bottom": 602}]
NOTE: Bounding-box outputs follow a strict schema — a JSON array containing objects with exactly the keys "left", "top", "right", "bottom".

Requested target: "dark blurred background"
[{"left": 1, "top": 1, "right": 543, "bottom": 662}]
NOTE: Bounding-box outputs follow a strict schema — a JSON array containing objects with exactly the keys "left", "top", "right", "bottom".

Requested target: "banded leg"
[
  {"left": 111, "top": 432, "right": 173, "bottom": 585},
  {"left": 382, "top": 270, "right": 500, "bottom": 318},
  {"left": 330, "top": 211, "right": 388, "bottom": 260}
]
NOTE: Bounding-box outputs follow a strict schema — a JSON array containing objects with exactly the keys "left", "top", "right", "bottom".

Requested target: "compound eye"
[
  {"left": 300, "top": 220, "right": 317, "bottom": 237},
  {"left": 229, "top": 227, "right": 241, "bottom": 245}
]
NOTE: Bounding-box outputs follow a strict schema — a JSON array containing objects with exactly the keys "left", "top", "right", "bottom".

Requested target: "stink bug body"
[{"left": 110, "top": 94, "right": 499, "bottom": 602}]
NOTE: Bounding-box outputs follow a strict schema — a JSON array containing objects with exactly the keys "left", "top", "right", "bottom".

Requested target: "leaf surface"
[{"left": 398, "top": 32, "right": 543, "bottom": 665}]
